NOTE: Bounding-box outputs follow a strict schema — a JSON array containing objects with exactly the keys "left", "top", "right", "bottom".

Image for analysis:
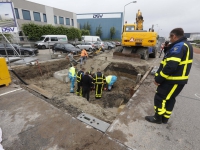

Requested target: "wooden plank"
[
  {"left": 133, "top": 67, "right": 153, "bottom": 92},
  {"left": 27, "top": 84, "right": 53, "bottom": 99}
]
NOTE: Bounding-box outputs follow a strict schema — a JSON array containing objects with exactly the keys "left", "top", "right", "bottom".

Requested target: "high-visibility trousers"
[
  {"left": 76, "top": 82, "right": 82, "bottom": 96},
  {"left": 95, "top": 83, "right": 103, "bottom": 98},
  {"left": 154, "top": 83, "right": 184, "bottom": 121}
]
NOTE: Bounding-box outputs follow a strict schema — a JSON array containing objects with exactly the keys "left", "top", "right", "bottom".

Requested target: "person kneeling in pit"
[{"left": 105, "top": 75, "right": 117, "bottom": 91}]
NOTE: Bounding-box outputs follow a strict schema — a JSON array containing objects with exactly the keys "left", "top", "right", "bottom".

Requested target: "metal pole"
[
  {"left": 121, "top": 1, "right": 137, "bottom": 33},
  {"left": 3, "top": 40, "right": 11, "bottom": 68}
]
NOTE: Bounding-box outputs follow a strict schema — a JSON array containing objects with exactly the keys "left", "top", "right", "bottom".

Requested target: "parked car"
[
  {"left": 105, "top": 42, "right": 115, "bottom": 50},
  {"left": 115, "top": 41, "right": 121, "bottom": 46},
  {"left": 35, "top": 35, "right": 68, "bottom": 49},
  {"left": 0, "top": 43, "right": 38, "bottom": 56},
  {"left": 93, "top": 41, "right": 107, "bottom": 51},
  {"left": 81, "top": 36, "right": 102, "bottom": 42},
  {"left": 52, "top": 43, "right": 81, "bottom": 54},
  {"left": 76, "top": 42, "right": 95, "bottom": 52}
]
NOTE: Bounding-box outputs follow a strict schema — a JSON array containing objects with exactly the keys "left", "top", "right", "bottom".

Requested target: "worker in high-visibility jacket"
[
  {"left": 93, "top": 68, "right": 106, "bottom": 99},
  {"left": 105, "top": 75, "right": 117, "bottom": 91},
  {"left": 76, "top": 67, "right": 85, "bottom": 96},
  {"left": 68, "top": 64, "right": 77, "bottom": 93},
  {"left": 80, "top": 49, "right": 88, "bottom": 66},
  {"left": 145, "top": 28, "right": 193, "bottom": 124}
]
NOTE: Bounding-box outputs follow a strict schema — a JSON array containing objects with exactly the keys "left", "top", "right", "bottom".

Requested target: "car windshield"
[
  {"left": 64, "top": 44, "right": 74, "bottom": 48},
  {"left": 40, "top": 37, "right": 46, "bottom": 41}
]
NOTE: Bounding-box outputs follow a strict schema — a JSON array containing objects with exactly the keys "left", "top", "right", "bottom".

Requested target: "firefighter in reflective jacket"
[
  {"left": 68, "top": 64, "right": 77, "bottom": 93},
  {"left": 93, "top": 68, "right": 106, "bottom": 99},
  {"left": 145, "top": 28, "right": 193, "bottom": 124},
  {"left": 76, "top": 67, "right": 85, "bottom": 96},
  {"left": 105, "top": 75, "right": 117, "bottom": 91}
]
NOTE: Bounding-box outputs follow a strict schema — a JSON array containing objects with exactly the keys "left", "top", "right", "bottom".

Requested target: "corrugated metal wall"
[{"left": 78, "top": 16, "right": 122, "bottom": 40}]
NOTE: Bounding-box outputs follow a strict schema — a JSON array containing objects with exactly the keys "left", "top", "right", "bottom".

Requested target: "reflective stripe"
[
  {"left": 165, "top": 111, "right": 172, "bottom": 114},
  {"left": 166, "top": 57, "right": 181, "bottom": 62},
  {"left": 155, "top": 73, "right": 158, "bottom": 76},
  {"left": 166, "top": 84, "right": 178, "bottom": 100},
  {"left": 179, "top": 60, "right": 193, "bottom": 65},
  {"left": 158, "top": 100, "right": 166, "bottom": 115},
  {"left": 164, "top": 115, "right": 170, "bottom": 118},
  {"left": 160, "top": 43, "right": 192, "bottom": 81},
  {"left": 157, "top": 85, "right": 177, "bottom": 115},
  {"left": 160, "top": 71, "right": 169, "bottom": 79},
  {"left": 183, "top": 43, "right": 190, "bottom": 77},
  {"left": 167, "top": 76, "right": 188, "bottom": 80}
]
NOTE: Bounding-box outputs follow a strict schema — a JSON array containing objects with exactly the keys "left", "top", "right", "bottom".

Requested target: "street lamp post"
[{"left": 122, "top": 1, "right": 137, "bottom": 30}]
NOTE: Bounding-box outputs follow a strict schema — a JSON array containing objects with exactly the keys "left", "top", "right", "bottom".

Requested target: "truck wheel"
[
  {"left": 136, "top": 48, "right": 149, "bottom": 60},
  {"left": 149, "top": 48, "right": 157, "bottom": 58}
]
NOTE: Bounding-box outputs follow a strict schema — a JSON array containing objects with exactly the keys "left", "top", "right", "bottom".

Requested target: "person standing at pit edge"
[
  {"left": 76, "top": 67, "right": 85, "bottom": 96},
  {"left": 66, "top": 51, "right": 78, "bottom": 67},
  {"left": 80, "top": 71, "right": 93, "bottom": 101},
  {"left": 93, "top": 68, "right": 106, "bottom": 99},
  {"left": 68, "top": 64, "right": 77, "bottom": 93},
  {"left": 145, "top": 28, "right": 193, "bottom": 124},
  {"left": 80, "top": 49, "right": 88, "bottom": 67}
]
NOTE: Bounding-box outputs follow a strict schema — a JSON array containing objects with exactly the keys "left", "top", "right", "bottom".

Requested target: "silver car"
[
  {"left": 93, "top": 41, "right": 108, "bottom": 50},
  {"left": 76, "top": 42, "right": 95, "bottom": 52}
]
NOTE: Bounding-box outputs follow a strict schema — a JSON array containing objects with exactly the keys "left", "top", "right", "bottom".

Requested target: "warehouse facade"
[
  {"left": 0, "top": 0, "right": 78, "bottom": 29},
  {"left": 77, "top": 12, "right": 123, "bottom": 40}
]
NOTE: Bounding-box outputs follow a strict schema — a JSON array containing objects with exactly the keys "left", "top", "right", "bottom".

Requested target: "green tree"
[
  {"left": 82, "top": 21, "right": 91, "bottom": 31},
  {"left": 95, "top": 25, "right": 102, "bottom": 38},
  {"left": 110, "top": 27, "right": 116, "bottom": 39},
  {"left": 81, "top": 29, "right": 90, "bottom": 36},
  {"left": 21, "top": 23, "right": 81, "bottom": 41}
]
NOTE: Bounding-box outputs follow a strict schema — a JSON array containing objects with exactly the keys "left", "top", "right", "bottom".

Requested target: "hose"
[{"left": 10, "top": 69, "right": 28, "bottom": 85}]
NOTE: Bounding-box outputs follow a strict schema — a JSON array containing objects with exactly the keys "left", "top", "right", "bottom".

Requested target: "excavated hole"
[{"left": 11, "top": 59, "right": 148, "bottom": 123}]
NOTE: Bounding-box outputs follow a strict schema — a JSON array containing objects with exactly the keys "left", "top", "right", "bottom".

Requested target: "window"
[
  {"left": 71, "top": 19, "right": 74, "bottom": 26},
  {"left": 33, "top": 12, "right": 41, "bottom": 22},
  {"left": 43, "top": 14, "right": 47, "bottom": 22},
  {"left": 22, "top": 10, "right": 31, "bottom": 20},
  {"left": 59, "top": 16, "right": 64, "bottom": 24},
  {"left": 14, "top": 8, "right": 20, "bottom": 19},
  {"left": 44, "top": 37, "right": 49, "bottom": 42},
  {"left": 125, "top": 26, "right": 135, "bottom": 32},
  {"left": 54, "top": 16, "right": 57, "bottom": 24},
  {"left": 66, "top": 18, "right": 70, "bottom": 25},
  {"left": 51, "top": 37, "right": 58, "bottom": 41}
]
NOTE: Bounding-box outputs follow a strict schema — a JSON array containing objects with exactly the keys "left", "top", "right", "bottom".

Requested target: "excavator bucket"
[{"left": 113, "top": 52, "right": 141, "bottom": 60}]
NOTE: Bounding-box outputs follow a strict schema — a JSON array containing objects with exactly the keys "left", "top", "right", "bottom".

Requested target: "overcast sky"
[{"left": 28, "top": 0, "right": 200, "bottom": 38}]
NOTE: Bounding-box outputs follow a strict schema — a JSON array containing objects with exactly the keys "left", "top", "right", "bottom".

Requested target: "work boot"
[
  {"left": 162, "top": 116, "right": 169, "bottom": 124},
  {"left": 145, "top": 114, "right": 162, "bottom": 124}
]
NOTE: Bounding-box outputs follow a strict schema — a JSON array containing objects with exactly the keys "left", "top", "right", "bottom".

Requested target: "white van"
[
  {"left": 81, "top": 36, "right": 102, "bottom": 42},
  {"left": 35, "top": 35, "right": 68, "bottom": 49}
]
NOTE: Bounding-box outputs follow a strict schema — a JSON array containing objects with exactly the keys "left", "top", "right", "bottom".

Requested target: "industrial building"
[
  {"left": 77, "top": 12, "right": 123, "bottom": 40},
  {"left": 0, "top": 0, "right": 78, "bottom": 29},
  {"left": 185, "top": 32, "right": 200, "bottom": 41}
]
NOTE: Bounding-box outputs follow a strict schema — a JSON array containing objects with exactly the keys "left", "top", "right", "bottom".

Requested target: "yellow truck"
[{"left": 114, "top": 10, "right": 158, "bottom": 60}]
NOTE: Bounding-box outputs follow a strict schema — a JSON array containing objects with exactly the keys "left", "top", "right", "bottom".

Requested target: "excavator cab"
[{"left": 114, "top": 9, "right": 158, "bottom": 60}]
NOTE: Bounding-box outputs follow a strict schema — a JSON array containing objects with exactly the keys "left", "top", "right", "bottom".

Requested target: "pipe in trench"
[{"left": 10, "top": 69, "right": 28, "bottom": 85}]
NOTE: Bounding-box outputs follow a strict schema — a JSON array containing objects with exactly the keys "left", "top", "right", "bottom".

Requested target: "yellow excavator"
[{"left": 114, "top": 10, "right": 158, "bottom": 60}]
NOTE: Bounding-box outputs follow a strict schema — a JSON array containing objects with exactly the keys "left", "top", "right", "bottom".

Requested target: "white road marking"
[
  {"left": 195, "top": 93, "right": 200, "bottom": 99},
  {"left": 0, "top": 88, "right": 22, "bottom": 97}
]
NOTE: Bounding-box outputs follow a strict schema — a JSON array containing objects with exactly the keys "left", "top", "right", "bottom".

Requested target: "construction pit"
[{"left": 10, "top": 50, "right": 150, "bottom": 123}]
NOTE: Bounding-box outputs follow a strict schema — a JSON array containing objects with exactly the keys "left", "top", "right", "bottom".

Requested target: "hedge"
[{"left": 21, "top": 23, "right": 86, "bottom": 41}]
